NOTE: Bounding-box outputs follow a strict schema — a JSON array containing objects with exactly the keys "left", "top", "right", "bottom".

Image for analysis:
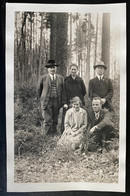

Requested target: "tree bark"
[
  {"left": 38, "top": 13, "right": 44, "bottom": 80},
  {"left": 55, "top": 13, "right": 68, "bottom": 77},
  {"left": 86, "top": 13, "right": 91, "bottom": 91},
  {"left": 102, "top": 13, "right": 110, "bottom": 77},
  {"left": 49, "top": 13, "right": 68, "bottom": 77},
  {"left": 94, "top": 13, "right": 98, "bottom": 65},
  {"left": 50, "top": 13, "right": 57, "bottom": 59}
]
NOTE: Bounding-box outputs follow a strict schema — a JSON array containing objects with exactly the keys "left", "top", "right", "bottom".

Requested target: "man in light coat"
[{"left": 37, "top": 60, "right": 65, "bottom": 135}]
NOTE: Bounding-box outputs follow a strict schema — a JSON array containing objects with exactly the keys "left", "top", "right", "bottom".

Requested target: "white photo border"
[{"left": 6, "top": 3, "right": 126, "bottom": 192}]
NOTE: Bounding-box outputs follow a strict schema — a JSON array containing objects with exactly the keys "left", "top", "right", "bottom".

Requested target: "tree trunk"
[
  {"left": 50, "top": 13, "right": 57, "bottom": 59},
  {"left": 55, "top": 13, "right": 68, "bottom": 77},
  {"left": 94, "top": 13, "right": 98, "bottom": 65},
  {"left": 14, "top": 12, "right": 19, "bottom": 82},
  {"left": 49, "top": 13, "right": 68, "bottom": 77},
  {"left": 21, "top": 12, "right": 27, "bottom": 83},
  {"left": 102, "top": 13, "right": 110, "bottom": 77},
  {"left": 67, "top": 13, "right": 72, "bottom": 75},
  {"left": 38, "top": 13, "right": 44, "bottom": 80},
  {"left": 86, "top": 13, "right": 91, "bottom": 91}
]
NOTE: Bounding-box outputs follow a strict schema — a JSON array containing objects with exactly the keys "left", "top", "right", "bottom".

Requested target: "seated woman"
[{"left": 57, "top": 96, "right": 87, "bottom": 151}]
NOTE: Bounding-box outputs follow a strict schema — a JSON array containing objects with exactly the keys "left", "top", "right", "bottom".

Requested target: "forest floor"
[
  {"left": 14, "top": 80, "right": 119, "bottom": 184},
  {"left": 14, "top": 134, "right": 119, "bottom": 183}
]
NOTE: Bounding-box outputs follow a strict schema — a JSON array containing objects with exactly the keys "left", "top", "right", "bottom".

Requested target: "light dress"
[{"left": 57, "top": 107, "right": 87, "bottom": 150}]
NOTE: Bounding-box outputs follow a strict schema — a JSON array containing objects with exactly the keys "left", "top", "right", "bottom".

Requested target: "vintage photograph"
[{"left": 6, "top": 3, "right": 126, "bottom": 192}]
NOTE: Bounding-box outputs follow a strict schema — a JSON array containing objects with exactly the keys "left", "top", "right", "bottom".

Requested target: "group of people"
[{"left": 37, "top": 59, "right": 115, "bottom": 152}]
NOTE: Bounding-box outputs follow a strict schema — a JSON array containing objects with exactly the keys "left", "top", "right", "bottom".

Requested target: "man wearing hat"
[
  {"left": 37, "top": 60, "right": 65, "bottom": 135},
  {"left": 88, "top": 60, "right": 114, "bottom": 111}
]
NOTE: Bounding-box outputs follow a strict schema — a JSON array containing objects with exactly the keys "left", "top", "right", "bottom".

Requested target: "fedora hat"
[
  {"left": 93, "top": 60, "right": 107, "bottom": 70},
  {"left": 45, "top": 60, "right": 59, "bottom": 68}
]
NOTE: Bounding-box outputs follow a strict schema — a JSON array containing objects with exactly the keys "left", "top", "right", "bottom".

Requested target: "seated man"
[
  {"left": 87, "top": 97, "right": 115, "bottom": 151},
  {"left": 57, "top": 97, "right": 87, "bottom": 151}
]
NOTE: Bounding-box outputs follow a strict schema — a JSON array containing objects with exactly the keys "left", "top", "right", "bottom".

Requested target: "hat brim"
[
  {"left": 45, "top": 64, "right": 59, "bottom": 68},
  {"left": 93, "top": 65, "right": 107, "bottom": 70}
]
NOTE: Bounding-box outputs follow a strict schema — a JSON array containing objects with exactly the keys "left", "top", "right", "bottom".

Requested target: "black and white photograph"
[{"left": 6, "top": 3, "right": 126, "bottom": 192}]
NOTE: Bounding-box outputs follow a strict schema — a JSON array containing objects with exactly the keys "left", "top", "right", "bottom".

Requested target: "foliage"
[
  {"left": 14, "top": 78, "right": 119, "bottom": 183},
  {"left": 14, "top": 128, "right": 43, "bottom": 155},
  {"left": 14, "top": 82, "right": 42, "bottom": 131},
  {"left": 112, "top": 74, "right": 120, "bottom": 128},
  {"left": 14, "top": 142, "right": 119, "bottom": 183}
]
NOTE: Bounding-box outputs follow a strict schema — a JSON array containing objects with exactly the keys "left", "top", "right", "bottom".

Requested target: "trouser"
[
  {"left": 61, "top": 107, "right": 68, "bottom": 133},
  {"left": 89, "top": 125, "right": 115, "bottom": 150},
  {"left": 41, "top": 98, "right": 59, "bottom": 135}
]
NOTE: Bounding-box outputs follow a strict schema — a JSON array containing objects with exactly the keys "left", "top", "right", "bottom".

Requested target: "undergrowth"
[{"left": 14, "top": 76, "right": 120, "bottom": 156}]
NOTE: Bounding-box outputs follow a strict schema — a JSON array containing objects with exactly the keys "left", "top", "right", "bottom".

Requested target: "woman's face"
[
  {"left": 70, "top": 66, "right": 78, "bottom": 77},
  {"left": 72, "top": 101, "right": 80, "bottom": 112}
]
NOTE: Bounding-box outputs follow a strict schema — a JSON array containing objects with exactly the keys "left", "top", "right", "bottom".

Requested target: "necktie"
[
  {"left": 100, "top": 76, "right": 102, "bottom": 81},
  {"left": 52, "top": 75, "right": 54, "bottom": 81},
  {"left": 95, "top": 112, "right": 99, "bottom": 120}
]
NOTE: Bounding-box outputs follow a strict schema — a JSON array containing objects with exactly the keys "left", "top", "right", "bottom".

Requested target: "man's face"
[
  {"left": 47, "top": 66, "right": 57, "bottom": 75},
  {"left": 70, "top": 66, "right": 78, "bottom": 77},
  {"left": 95, "top": 66, "right": 105, "bottom": 76},
  {"left": 92, "top": 99, "right": 102, "bottom": 112}
]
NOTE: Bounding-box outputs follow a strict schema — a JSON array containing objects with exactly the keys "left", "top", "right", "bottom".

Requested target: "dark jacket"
[
  {"left": 89, "top": 76, "right": 113, "bottom": 110},
  {"left": 37, "top": 74, "right": 65, "bottom": 109},
  {"left": 64, "top": 75, "right": 86, "bottom": 105},
  {"left": 87, "top": 109, "right": 114, "bottom": 131}
]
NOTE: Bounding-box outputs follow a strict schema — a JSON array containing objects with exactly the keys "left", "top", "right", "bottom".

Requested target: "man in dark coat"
[
  {"left": 89, "top": 60, "right": 114, "bottom": 111},
  {"left": 87, "top": 97, "right": 115, "bottom": 151},
  {"left": 63, "top": 63, "right": 86, "bottom": 108},
  {"left": 37, "top": 60, "right": 65, "bottom": 135}
]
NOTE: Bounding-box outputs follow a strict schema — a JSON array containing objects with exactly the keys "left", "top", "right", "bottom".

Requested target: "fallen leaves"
[{"left": 14, "top": 137, "right": 119, "bottom": 183}]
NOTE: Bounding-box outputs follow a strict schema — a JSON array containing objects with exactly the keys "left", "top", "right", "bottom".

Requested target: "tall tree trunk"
[
  {"left": 21, "top": 12, "right": 27, "bottom": 83},
  {"left": 38, "top": 13, "right": 44, "bottom": 80},
  {"left": 49, "top": 13, "right": 68, "bottom": 77},
  {"left": 14, "top": 12, "right": 19, "bottom": 82},
  {"left": 29, "top": 14, "right": 33, "bottom": 80},
  {"left": 50, "top": 13, "right": 57, "bottom": 59},
  {"left": 102, "top": 13, "right": 110, "bottom": 77},
  {"left": 86, "top": 13, "right": 91, "bottom": 91},
  {"left": 67, "top": 13, "right": 72, "bottom": 75},
  {"left": 69, "top": 13, "right": 72, "bottom": 69},
  {"left": 94, "top": 13, "right": 98, "bottom": 65},
  {"left": 35, "top": 13, "right": 39, "bottom": 81},
  {"left": 55, "top": 13, "right": 68, "bottom": 77}
]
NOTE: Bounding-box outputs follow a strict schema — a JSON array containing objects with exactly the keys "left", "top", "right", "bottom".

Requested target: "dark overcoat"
[
  {"left": 64, "top": 75, "right": 86, "bottom": 105},
  {"left": 89, "top": 77, "right": 113, "bottom": 110}
]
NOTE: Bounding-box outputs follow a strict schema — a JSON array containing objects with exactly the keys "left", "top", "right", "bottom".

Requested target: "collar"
[
  {"left": 49, "top": 74, "right": 56, "bottom": 80},
  {"left": 96, "top": 74, "right": 104, "bottom": 80},
  {"left": 71, "top": 75, "right": 77, "bottom": 80},
  {"left": 94, "top": 111, "right": 100, "bottom": 116},
  {"left": 94, "top": 111, "right": 100, "bottom": 120},
  {"left": 72, "top": 107, "right": 82, "bottom": 114}
]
